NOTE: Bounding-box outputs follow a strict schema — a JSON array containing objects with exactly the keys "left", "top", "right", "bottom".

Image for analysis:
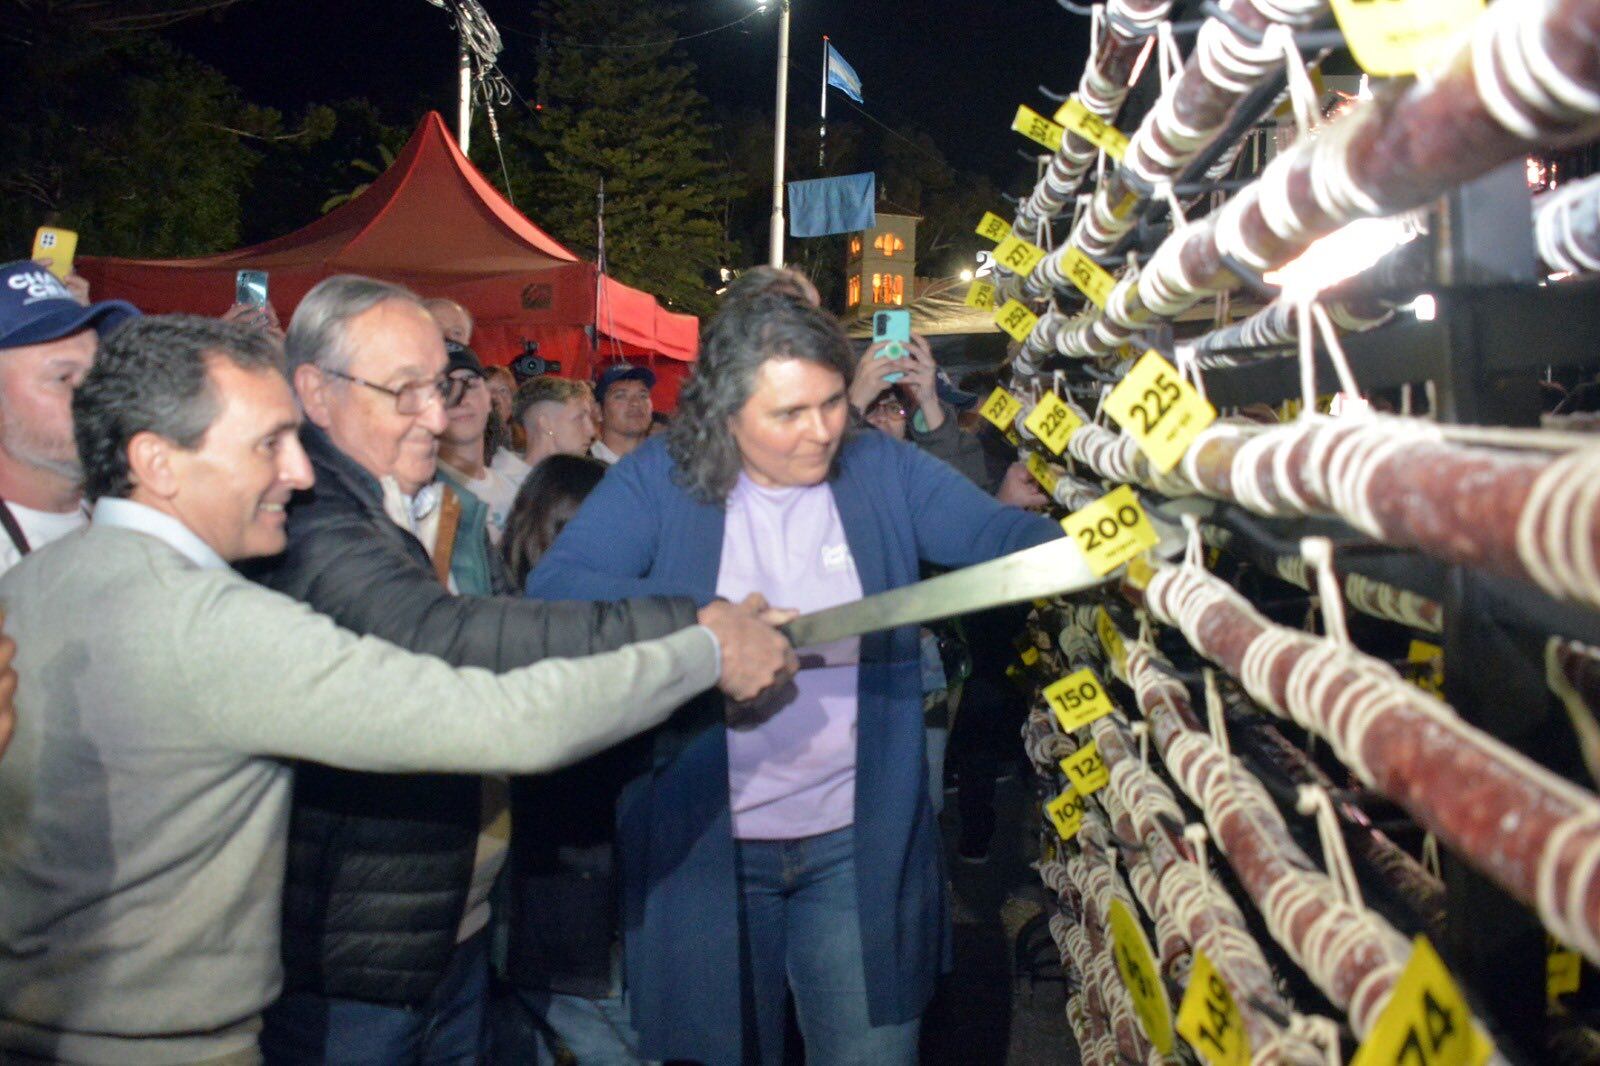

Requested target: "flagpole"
[
  {"left": 820, "top": 35, "right": 828, "bottom": 172},
  {"left": 767, "top": 0, "right": 791, "bottom": 268}
]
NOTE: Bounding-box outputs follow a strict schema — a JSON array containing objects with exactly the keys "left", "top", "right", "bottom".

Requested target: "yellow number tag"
[
  {"left": 1109, "top": 898, "right": 1174, "bottom": 1054},
  {"left": 1329, "top": 0, "right": 1484, "bottom": 77},
  {"left": 1011, "top": 104, "right": 1065, "bottom": 151},
  {"left": 1003, "top": 427, "right": 1022, "bottom": 447},
  {"left": 1549, "top": 936, "right": 1582, "bottom": 1002},
  {"left": 993, "top": 234, "right": 1047, "bottom": 277},
  {"left": 979, "top": 386, "right": 1023, "bottom": 431},
  {"left": 993, "top": 299, "right": 1040, "bottom": 343},
  {"left": 1063, "top": 246, "right": 1117, "bottom": 308},
  {"left": 1044, "top": 667, "right": 1114, "bottom": 732},
  {"left": 1096, "top": 607, "right": 1125, "bottom": 671},
  {"left": 1177, "top": 949, "right": 1250, "bottom": 1066},
  {"left": 965, "top": 279, "right": 997, "bottom": 310},
  {"left": 1062, "top": 485, "right": 1159, "bottom": 577},
  {"left": 1126, "top": 552, "right": 1157, "bottom": 591},
  {"left": 1053, "top": 97, "right": 1128, "bottom": 161},
  {"left": 1021, "top": 646, "right": 1040, "bottom": 667},
  {"left": 1408, "top": 640, "right": 1444, "bottom": 697},
  {"left": 1026, "top": 452, "right": 1061, "bottom": 497},
  {"left": 1024, "top": 392, "right": 1083, "bottom": 455},
  {"left": 1060, "top": 739, "right": 1110, "bottom": 796},
  {"left": 1351, "top": 936, "right": 1493, "bottom": 1066},
  {"left": 975, "top": 211, "right": 1011, "bottom": 243},
  {"left": 1045, "top": 787, "right": 1085, "bottom": 840},
  {"left": 1103, "top": 350, "right": 1217, "bottom": 474}
]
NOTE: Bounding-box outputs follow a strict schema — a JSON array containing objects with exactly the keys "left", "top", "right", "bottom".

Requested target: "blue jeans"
[
  {"left": 499, "top": 987, "right": 652, "bottom": 1065},
  {"left": 260, "top": 930, "right": 489, "bottom": 1065},
  {"left": 735, "top": 825, "right": 920, "bottom": 1066}
]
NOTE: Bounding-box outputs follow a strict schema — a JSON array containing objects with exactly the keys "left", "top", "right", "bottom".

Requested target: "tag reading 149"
[
  {"left": 1177, "top": 949, "right": 1250, "bottom": 1066},
  {"left": 1023, "top": 391, "right": 1083, "bottom": 455},
  {"left": 1062, "top": 485, "right": 1159, "bottom": 576},
  {"left": 1103, "top": 350, "right": 1217, "bottom": 474}
]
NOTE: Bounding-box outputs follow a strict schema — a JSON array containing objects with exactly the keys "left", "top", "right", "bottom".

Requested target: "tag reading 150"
[
  {"left": 1044, "top": 667, "right": 1114, "bottom": 733},
  {"left": 1053, "top": 96, "right": 1129, "bottom": 161},
  {"left": 1109, "top": 898, "right": 1174, "bottom": 1054},
  {"left": 979, "top": 386, "right": 1023, "bottom": 432},
  {"left": 993, "top": 299, "right": 1040, "bottom": 343},
  {"left": 1060, "top": 739, "right": 1110, "bottom": 796},
  {"left": 1012, "top": 104, "right": 1066, "bottom": 151},
  {"left": 965, "top": 280, "right": 997, "bottom": 310},
  {"left": 1063, "top": 247, "right": 1117, "bottom": 308},
  {"left": 1177, "top": 949, "right": 1250, "bottom": 1066},
  {"left": 1350, "top": 936, "right": 1493, "bottom": 1066},
  {"left": 1103, "top": 350, "right": 1217, "bottom": 474},
  {"left": 1062, "top": 485, "right": 1159, "bottom": 576},
  {"left": 993, "top": 234, "right": 1046, "bottom": 277},
  {"left": 1023, "top": 391, "right": 1083, "bottom": 455}
]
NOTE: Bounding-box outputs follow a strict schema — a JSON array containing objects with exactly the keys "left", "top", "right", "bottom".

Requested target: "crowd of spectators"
[{"left": 0, "top": 257, "right": 1057, "bottom": 1066}]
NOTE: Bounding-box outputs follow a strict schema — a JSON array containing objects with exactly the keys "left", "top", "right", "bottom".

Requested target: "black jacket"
[{"left": 246, "top": 426, "right": 700, "bottom": 1007}]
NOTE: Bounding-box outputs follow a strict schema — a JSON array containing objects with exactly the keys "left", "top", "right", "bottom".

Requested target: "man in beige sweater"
[{"left": 0, "top": 315, "right": 796, "bottom": 1064}]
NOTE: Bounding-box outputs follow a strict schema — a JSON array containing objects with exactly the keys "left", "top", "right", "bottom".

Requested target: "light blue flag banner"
[
  {"left": 825, "top": 42, "right": 864, "bottom": 103},
  {"left": 788, "top": 172, "right": 876, "bottom": 238}
]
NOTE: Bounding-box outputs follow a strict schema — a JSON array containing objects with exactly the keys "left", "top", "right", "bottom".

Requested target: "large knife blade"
[{"left": 780, "top": 536, "right": 1103, "bottom": 650}]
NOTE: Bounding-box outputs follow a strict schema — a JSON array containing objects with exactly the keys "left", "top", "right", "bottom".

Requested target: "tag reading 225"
[
  {"left": 1062, "top": 485, "right": 1159, "bottom": 576},
  {"left": 1103, "top": 350, "right": 1216, "bottom": 474}
]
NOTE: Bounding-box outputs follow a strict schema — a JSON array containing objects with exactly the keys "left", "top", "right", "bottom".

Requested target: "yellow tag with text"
[
  {"left": 965, "top": 279, "right": 997, "bottom": 310},
  {"left": 1096, "top": 607, "right": 1125, "bottom": 671},
  {"left": 975, "top": 211, "right": 1012, "bottom": 243},
  {"left": 1021, "top": 646, "right": 1041, "bottom": 667},
  {"left": 1329, "top": 0, "right": 1484, "bottom": 77},
  {"left": 1044, "top": 667, "right": 1115, "bottom": 733},
  {"left": 1103, "top": 350, "right": 1217, "bottom": 474},
  {"left": 1549, "top": 936, "right": 1581, "bottom": 1002},
  {"left": 1045, "top": 787, "right": 1086, "bottom": 840},
  {"left": 1012, "top": 104, "right": 1066, "bottom": 151},
  {"left": 1109, "top": 898, "right": 1174, "bottom": 1054},
  {"left": 1126, "top": 552, "right": 1156, "bottom": 591},
  {"left": 1024, "top": 392, "right": 1083, "bottom": 455},
  {"left": 1062, "top": 485, "right": 1159, "bottom": 576},
  {"left": 1053, "top": 97, "right": 1128, "bottom": 161},
  {"left": 1408, "top": 640, "right": 1444, "bottom": 697},
  {"left": 1004, "top": 427, "right": 1022, "bottom": 447},
  {"left": 993, "top": 234, "right": 1047, "bottom": 277},
  {"left": 1351, "top": 936, "right": 1493, "bottom": 1066},
  {"left": 1060, "top": 739, "right": 1110, "bottom": 796},
  {"left": 1177, "top": 949, "right": 1250, "bottom": 1066},
  {"left": 979, "top": 386, "right": 1024, "bottom": 431},
  {"left": 1063, "top": 246, "right": 1117, "bottom": 309},
  {"left": 1026, "top": 452, "right": 1061, "bottom": 497},
  {"left": 993, "top": 299, "right": 1040, "bottom": 343}
]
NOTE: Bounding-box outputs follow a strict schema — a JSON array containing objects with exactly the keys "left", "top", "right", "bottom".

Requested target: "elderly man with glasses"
[{"left": 245, "top": 275, "right": 797, "bottom": 1063}]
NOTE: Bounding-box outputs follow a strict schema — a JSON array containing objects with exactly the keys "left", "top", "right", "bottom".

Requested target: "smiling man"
[{"left": 0, "top": 316, "right": 789, "bottom": 1064}]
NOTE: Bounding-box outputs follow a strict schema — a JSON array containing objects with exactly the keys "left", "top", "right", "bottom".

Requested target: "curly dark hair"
[
  {"left": 74, "top": 315, "right": 284, "bottom": 502},
  {"left": 666, "top": 291, "right": 854, "bottom": 504},
  {"left": 501, "top": 454, "right": 608, "bottom": 589}
]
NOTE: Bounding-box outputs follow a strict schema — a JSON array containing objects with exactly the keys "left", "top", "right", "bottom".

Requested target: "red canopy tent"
[{"left": 77, "top": 111, "right": 699, "bottom": 409}]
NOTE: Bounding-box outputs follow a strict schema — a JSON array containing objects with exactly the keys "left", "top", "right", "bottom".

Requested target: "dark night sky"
[{"left": 169, "top": 0, "right": 1093, "bottom": 194}]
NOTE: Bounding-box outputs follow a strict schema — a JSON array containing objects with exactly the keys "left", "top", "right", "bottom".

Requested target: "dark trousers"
[{"left": 948, "top": 604, "right": 1030, "bottom": 851}]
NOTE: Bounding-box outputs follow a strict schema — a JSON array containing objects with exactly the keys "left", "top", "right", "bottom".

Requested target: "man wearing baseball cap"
[
  {"left": 590, "top": 363, "right": 655, "bottom": 465},
  {"left": 0, "top": 260, "right": 137, "bottom": 575}
]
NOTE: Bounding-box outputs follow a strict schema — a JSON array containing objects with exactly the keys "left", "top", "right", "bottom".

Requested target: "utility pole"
[{"left": 767, "top": 0, "right": 791, "bottom": 268}]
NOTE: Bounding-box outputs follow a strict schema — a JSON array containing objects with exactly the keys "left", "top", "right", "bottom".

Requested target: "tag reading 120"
[
  {"left": 1044, "top": 667, "right": 1114, "bottom": 732},
  {"left": 1062, "top": 485, "right": 1159, "bottom": 576},
  {"left": 1053, "top": 96, "right": 1129, "bottom": 160},
  {"left": 993, "top": 299, "right": 1040, "bottom": 343},
  {"left": 979, "top": 386, "right": 1023, "bottom": 432},
  {"left": 1103, "top": 350, "right": 1217, "bottom": 474},
  {"left": 1176, "top": 949, "right": 1250, "bottom": 1066},
  {"left": 1109, "top": 898, "right": 1175, "bottom": 1054},
  {"left": 1023, "top": 391, "right": 1083, "bottom": 455},
  {"left": 1011, "top": 104, "right": 1066, "bottom": 151},
  {"left": 1350, "top": 936, "right": 1493, "bottom": 1066}
]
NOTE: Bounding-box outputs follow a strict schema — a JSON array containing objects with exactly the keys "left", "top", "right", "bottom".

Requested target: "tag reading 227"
[
  {"left": 979, "top": 386, "right": 1023, "bottom": 431},
  {"left": 1062, "top": 485, "right": 1159, "bottom": 576},
  {"left": 1103, "top": 350, "right": 1216, "bottom": 474}
]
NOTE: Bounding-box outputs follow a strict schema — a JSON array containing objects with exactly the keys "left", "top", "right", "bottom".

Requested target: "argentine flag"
[{"left": 825, "top": 42, "right": 863, "bottom": 103}]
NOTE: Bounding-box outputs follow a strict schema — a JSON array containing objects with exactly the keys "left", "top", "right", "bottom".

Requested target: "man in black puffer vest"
[{"left": 247, "top": 276, "right": 792, "bottom": 1063}]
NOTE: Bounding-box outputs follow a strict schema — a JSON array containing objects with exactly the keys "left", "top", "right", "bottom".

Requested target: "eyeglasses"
[
  {"left": 321, "top": 368, "right": 465, "bottom": 414},
  {"left": 867, "top": 401, "right": 907, "bottom": 419}
]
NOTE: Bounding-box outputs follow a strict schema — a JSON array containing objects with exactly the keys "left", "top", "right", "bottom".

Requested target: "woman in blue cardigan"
[{"left": 527, "top": 292, "right": 1059, "bottom": 1065}]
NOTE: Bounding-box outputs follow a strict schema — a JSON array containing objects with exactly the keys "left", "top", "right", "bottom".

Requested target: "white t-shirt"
[
  {"left": 440, "top": 463, "right": 520, "bottom": 543},
  {"left": 0, "top": 501, "right": 88, "bottom": 576}
]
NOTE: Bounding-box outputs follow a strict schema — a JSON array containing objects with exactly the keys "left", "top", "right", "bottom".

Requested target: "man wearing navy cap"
[
  {"left": 590, "top": 363, "right": 655, "bottom": 465},
  {"left": 0, "top": 260, "right": 137, "bottom": 575}
]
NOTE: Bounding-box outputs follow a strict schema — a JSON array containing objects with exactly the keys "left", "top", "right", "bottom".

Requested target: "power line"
[{"left": 500, "top": 8, "right": 763, "bottom": 52}]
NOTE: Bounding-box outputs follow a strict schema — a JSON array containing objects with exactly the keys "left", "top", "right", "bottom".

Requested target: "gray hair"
[
  {"left": 667, "top": 291, "right": 854, "bottom": 504},
  {"left": 285, "top": 275, "right": 427, "bottom": 374}
]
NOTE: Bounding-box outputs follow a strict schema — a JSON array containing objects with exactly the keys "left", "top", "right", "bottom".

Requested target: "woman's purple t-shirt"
[{"left": 717, "top": 473, "right": 863, "bottom": 840}]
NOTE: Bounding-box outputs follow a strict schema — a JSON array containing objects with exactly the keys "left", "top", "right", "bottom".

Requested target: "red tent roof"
[{"left": 78, "top": 111, "right": 698, "bottom": 372}]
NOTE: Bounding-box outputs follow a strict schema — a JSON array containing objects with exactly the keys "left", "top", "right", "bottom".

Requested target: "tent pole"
[
  {"left": 457, "top": 31, "right": 472, "bottom": 154},
  {"left": 767, "top": 0, "right": 790, "bottom": 268}
]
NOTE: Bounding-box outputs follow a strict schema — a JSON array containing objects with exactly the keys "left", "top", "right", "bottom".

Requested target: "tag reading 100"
[
  {"left": 1043, "top": 667, "right": 1114, "bottom": 732},
  {"left": 1062, "top": 485, "right": 1159, "bottom": 576},
  {"left": 1045, "top": 787, "right": 1085, "bottom": 840},
  {"left": 1103, "top": 350, "right": 1217, "bottom": 474}
]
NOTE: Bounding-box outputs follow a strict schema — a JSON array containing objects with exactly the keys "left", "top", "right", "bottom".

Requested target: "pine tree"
[{"left": 514, "top": 0, "right": 731, "bottom": 316}]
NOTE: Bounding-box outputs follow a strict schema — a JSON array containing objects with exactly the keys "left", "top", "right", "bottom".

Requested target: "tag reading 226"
[
  {"left": 1103, "top": 350, "right": 1216, "bottom": 474},
  {"left": 1062, "top": 485, "right": 1159, "bottom": 576},
  {"left": 1023, "top": 392, "right": 1082, "bottom": 455}
]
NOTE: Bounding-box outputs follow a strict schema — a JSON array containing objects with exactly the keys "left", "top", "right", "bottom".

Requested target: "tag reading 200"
[{"left": 1062, "top": 485, "right": 1159, "bottom": 576}]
